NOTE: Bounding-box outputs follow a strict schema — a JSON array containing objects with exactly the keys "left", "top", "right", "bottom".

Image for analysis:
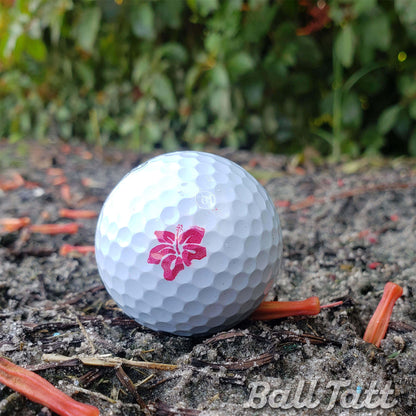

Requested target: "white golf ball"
[{"left": 95, "top": 151, "right": 282, "bottom": 336}]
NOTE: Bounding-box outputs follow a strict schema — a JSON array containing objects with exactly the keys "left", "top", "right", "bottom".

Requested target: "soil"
[{"left": 0, "top": 140, "right": 415, "bottom": 416}]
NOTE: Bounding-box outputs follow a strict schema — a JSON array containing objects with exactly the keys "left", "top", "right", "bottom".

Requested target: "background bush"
[{"left": 1, "top": 0, "right": 416, "bottom": 157}]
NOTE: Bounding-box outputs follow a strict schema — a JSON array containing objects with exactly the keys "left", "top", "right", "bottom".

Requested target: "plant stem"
[{"left": 332, "top": 45, "right": 343, "bottom": 161}]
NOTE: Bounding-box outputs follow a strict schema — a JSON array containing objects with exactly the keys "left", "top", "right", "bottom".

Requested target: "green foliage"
[{"left": 0, "top": 0, "right": 415, "bottom": 156}]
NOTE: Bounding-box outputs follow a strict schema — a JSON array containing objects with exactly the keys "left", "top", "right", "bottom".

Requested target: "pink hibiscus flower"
[{"left": 147, "top": 224, "right": 207, "bottom": 281}]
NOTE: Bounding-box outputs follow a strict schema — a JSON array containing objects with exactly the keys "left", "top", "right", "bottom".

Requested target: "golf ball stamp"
[
  {"left": 95, "top": 151, "right": 282, "bottom": 336},
  {"left": 147, "top": 224, "right": 207, "bottom": 281}
]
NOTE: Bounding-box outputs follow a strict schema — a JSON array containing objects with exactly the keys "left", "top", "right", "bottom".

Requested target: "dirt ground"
[{"left": 0, "top": 140, "right": 415, "bottom": 416}]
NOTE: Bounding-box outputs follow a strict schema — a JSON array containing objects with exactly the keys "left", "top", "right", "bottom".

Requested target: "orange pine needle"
[
  {"left": 60, "top": 184, "right": 72, "bottom": 204},
  {"left": 363, "top": 282, "right": 403, "bottom": 347},
  {"left": 0, "top": 357, "right": 99, "bottom": 416},
  {"left": 0, "top": 172, "right": 25, "bottom": 191},
  {"left": 24, "top": 181, "right": 40, "bottom": 189},
  {"left": 47, "top": 168, "right": 65, "bottom": 176},
  {"left": 59, "top": 209, "right": 98, "bottom": 219},
  {"left": 251, "top": 297, "right": 321, "bottom": 320},
  {"left": 29, "top": 223, "right": 79, "bottom": 235},
  {"left": 0, "top": 217, "right": 31, "bottom": 232},
  {"left": 60, "top": 244, "right": 95, "bottom": 256},
  {"left": 52, "top": 176, "right": 67, "bottom": 186}
]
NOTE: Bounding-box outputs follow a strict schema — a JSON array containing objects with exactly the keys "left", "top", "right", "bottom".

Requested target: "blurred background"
[{"left": 0, "top": 0, "right": 415, "bottom": 159}]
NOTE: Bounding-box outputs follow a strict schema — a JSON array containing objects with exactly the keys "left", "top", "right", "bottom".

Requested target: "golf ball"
[{"left": 95, "top": 151, "right": 282, "bottom": 336}]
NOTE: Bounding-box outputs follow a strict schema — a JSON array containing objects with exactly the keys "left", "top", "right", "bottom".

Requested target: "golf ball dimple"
[{"left": 95, "top": 151, "right": 282, "bottom": 336}]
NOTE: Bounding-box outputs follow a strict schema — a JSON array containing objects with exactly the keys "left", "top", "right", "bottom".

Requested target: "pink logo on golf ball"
[{"left": 147, "top": 224, "right": 207, "bottom": 281}]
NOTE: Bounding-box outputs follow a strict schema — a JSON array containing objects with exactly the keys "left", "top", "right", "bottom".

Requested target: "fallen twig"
[
  {"left": 272, "top": 329, "right": 342, "bottom": 347},
  {"left": 43, "top": 354, "right": 178, "bottom": 371},
  {"left": 26, "top": 358, "right": 82, "bottom": 372},
  {"left": 75, "top": 316, "right": 97, "bottom": 355},
  {"left": 389, "top": 321, "right": 416, "bottom": 333},
  {"left": 65, "top": 384, "right": 117, "bottom": 404},
  {"left": 191, "top": 351, "right": 274, "bottom": 370},
  {"left": 115, "top": 366, "right": 150, "bottom": 414},
  {"left": 60, "top": 285, "right": 106, "bottom": 306},
  {"left": 149, "top": 399, "right": 201, "bottom": 415},
  {"left": 203, "top": 330, "right": 250, "bottom": 344},
  {"left": 78, "top": 369, "right": 104, "bottom": 387}
]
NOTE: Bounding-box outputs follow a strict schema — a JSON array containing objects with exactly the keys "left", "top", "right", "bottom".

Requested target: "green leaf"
[
  {"left": 75, "top": 7, "right": 101, "bottom": 53},
  {"left": 152, "top": 74, "right": 176, "bottom": 111},
  {"left": 378, "top": 105, "right": 401, "bottom": 134},
  {"left": 398, "top": 75, "right": 416, "bottom": 98},
  {"left": 395, "top": 0, "right": 416, "bottom": 41},
  {"left": 20, "top": 111, "right": 31, "bottom": 132},
  {"left": 342, "top": 93, "right": 362, "bottom": 129},
  {"left": 393, "top": 110, "right": 411, "bottom": 138},
  {"left": 343, "top": 63, "right": 384, "bottom": 92},
  {"left": 209, "top": 88, "right": 231, "bottom": 117},
  {"left": 262, "top": 105, "right": 278, "bottom": 135},
  {"left": 191, "top": 0, "right": 219, "bottom": 17},
  {"left": 159, "top": 43, "right": 188, "bottom": 64},
  {"left": 205, "top": 32, "right": 222, "bottom": 55},
  {"left": 341, "top": 139, "right": 360, "bottom": 157},
  {"left": 209, "top": 64, "right": 229, "bottom": 88},
  {"left": 227, "top": 52, "right": 254, "bottom": 79},
  {"left": 120, "top": 118, "right": 137, "bottom": 136},
  {"left": 409, "top": 100, "right": 416, "bottom": 120},
  {"left": 56, "top": 106, "right": 71, "bottom": 121},
  {"left": 246, "top": 115, "right": 262, "bottom": 134},
  {"left": 162, "top": 130, "right": 179, "bottom": 151},
  {"left": 60, "top": 122, "right": 72, "bottom": 139},
  {"left": 186, "top": 0, "right": 197, "bottom": 13},
  {"left": 185, "top": 66, "right": 201, "bottom": 96},
  {"left": 25, "top": 37, "right": 47, "bottom": 61},
  {"left": 243, "top": 4, "right": 278, "bottom": 43},
  {"left": 360, "top": 126, "right": 384, "bottom": 154},
  {"left": 362, "top": 12, "right": 391, "bottom": 52},
  {"left": 156, "top": 0, "right": 185, "bottom": 29},
  {"left": 75, "top": 61, "right": 94, "bottom": 89},
  {"left": 409, "top": 129, "right": 416, "bottom": 156},
  {"left": 130, "top": 3, "right": 155, "bottom": 40},
  {"left": 335, "top": 25, "right": 355, "bottom": 68},
  {"left": 142, "top": 122, "right": 162, "bottom": 144},
  {"left": 296, "top": 36, "right": 322, "bottom": 68},
  {"left": 132, "top": 57, "right": 151, "bottom": 84},
  {"left": 291, "top": 73, "right": 314, "bottom": 95},
  {"left": 353, "top": 0, "right": 377, "bottom": 14},
  {"left": 243, "top": 80, "right": 264, "bottom": 108}
]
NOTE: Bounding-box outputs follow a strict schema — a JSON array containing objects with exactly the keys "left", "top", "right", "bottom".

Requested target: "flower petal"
[
  {"left": 147, "top": 243, "right": 176, "bottom": 264},
  {"left": 179, "top": 226, "right": 205, "bottom": 245},
  {"left": 154, "top": 230, "right": 175, "bottom": 244},
  {"left": 182, "top": 244, "right": 207, "bottom": 266},
  {"left": 161, "top": 255, "right": 184, "bottom": 281}
]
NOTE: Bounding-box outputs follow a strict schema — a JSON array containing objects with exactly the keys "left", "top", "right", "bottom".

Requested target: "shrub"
[{"left": 0, "top": 0, "right": 415, "bottom": 157}]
